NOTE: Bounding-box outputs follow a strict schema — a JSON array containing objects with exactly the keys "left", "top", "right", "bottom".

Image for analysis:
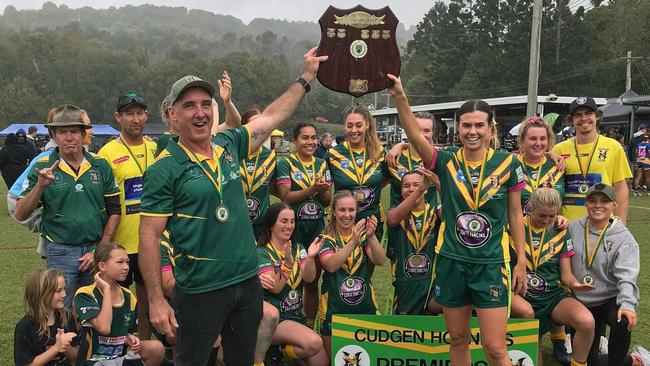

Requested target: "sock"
[
  {"left": 253, "top": 363, "right": 265, "bottom": 366},
  {"left": 570, "top": 358, "right": 586, "bottom": 366},
  {"left": 282, "top": 345, "right": 299, "bottom": 359},
  {"left": 550, "top": 331, "right": 567, "bottom": 342}
]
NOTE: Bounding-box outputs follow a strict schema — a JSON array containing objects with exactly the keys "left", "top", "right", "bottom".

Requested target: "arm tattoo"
[{"left": 251, "top": 129, "right": 268, "bottom": 144}]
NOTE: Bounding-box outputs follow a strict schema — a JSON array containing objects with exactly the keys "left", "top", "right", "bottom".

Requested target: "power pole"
[
  {"left": 527, "top": 0, "right": 544, "bottom": 117},
  {"left": 626, "top": 51, "right": 632, "bottom": 91},
  {"left": 555, "top": 0, "right": 562, "bottom": 65}
]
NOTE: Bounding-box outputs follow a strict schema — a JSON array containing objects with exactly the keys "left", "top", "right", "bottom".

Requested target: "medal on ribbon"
[
  {"left": 181, "top": 142, "right": 229, "bottom": 223},
  {"left": 583, "top": 220, "right": 608, "bottom": 285},
  {"left": 573, "top": 136, "right": 600, "bottom": 195}
]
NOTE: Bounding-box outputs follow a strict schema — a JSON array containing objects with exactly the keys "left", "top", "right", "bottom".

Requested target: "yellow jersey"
[
  {"left": 552, "top": 135, "right": 631, "bottom": 220},
  {"left": 98, "top": 137, "right": 157, "bottom": 253}
]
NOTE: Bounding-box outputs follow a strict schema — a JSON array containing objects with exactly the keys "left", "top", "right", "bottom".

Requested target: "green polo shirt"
[
  {"left": 20, "top": 149, "right": 120, "bottom": 245},
  {"left": 140, "top": 127, "right": 258, "bottom": 294}
]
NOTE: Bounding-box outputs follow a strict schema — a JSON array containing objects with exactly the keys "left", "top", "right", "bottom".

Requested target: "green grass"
[{"left": 2, "top": 183, "right": 649, "bottom": 365}]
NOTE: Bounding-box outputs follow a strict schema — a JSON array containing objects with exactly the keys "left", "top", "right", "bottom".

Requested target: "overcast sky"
[{"left": 0, "top": 1, "right": 437, "bottom": 27}]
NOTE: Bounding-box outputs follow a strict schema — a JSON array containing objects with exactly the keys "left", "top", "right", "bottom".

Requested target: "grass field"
[{"left": 1, "top": 182, "right": 649, "bottom": 365}]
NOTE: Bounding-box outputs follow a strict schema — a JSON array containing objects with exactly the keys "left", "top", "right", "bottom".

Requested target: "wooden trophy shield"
[{"left": 316, "top": 5, "right": 401, "bottom": 98}]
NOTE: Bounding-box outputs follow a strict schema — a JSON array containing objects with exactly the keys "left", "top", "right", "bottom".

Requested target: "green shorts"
[
  {"left": 294, "top": 219, "right": 325, "bottom": 248},
  {"left": 526, "top": 289, "right": 571, "bottom": 335},
  {"left": 433, "top": 255, "right": 510, "bottom": 309},
  {"left": 393, "top": 279, "right": 432, "bottom": 315}
]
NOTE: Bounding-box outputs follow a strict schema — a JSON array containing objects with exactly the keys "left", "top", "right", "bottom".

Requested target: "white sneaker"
[
  {"left": 633, "top": 345, "right": 650, "bottom": 366},
  {"left": 599, "top": 336, "right": 608, "bottom": 355}
]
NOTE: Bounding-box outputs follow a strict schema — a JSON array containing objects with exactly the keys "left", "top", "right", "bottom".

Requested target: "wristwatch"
[{"left": 294, "top": 77, "right": 311, "bottom": 93}]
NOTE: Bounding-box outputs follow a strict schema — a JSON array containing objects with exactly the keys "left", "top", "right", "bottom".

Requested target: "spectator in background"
[
  {"left": 27, "top": 125, "right": 41, "bottom": 153},
  {"left": 16, "top": 129, "right": 37, "bottom": 161},
  {"left": 0, "top": 133, "right": 30, "bottom": 188},
  {"left": 315, "top": 133, "right": 333, "bottom": 159}
]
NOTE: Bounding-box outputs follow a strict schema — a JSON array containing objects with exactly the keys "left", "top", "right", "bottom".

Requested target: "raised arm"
[
  {"left": 386, "top": 74, "right": 434, "bottom": 166},
  {"left": 246, "top": 47, "right": 328, "bottom": 152},
  {"left": 216, "top": 71, "right": 242, "bottom": 133}
]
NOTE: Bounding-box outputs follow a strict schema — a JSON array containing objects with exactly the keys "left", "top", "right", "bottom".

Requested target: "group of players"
[{"left": 9, "top": 48, "right": 646, "bottom": 366}]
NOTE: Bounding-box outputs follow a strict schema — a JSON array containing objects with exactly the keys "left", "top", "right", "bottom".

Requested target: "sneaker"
[
  {"left": 599, "top": 336, "right": 609, "bottom": 355},
  {"left": 633, "top": 345, "right": 650, "bottom": 366},
  {"left": 565, "top": 333, "right": 572, "bottom": 354},
  {"left": 552, "top": 339, "right": 571, "bottom": 364},
  {"left": 633, "top": 190, "right": 639, "bottom": 196}
]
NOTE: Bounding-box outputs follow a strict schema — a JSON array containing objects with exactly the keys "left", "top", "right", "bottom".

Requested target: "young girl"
[
  {"left": 511, "top": 188, "right": 594, "bottom": 366},
  {"left": 276, "top": 123, "right": 332, "bottom": 325},
  {"left": 389, "top": 75, "right": 527, "bottom": 365},
  {"left": 14, "top": 269, "right": 78, "bottom": 366},
  {"left": 317, "top": 191, "right": 387, "bottom": 358},
  {"left": 74, "top": 243, "right": 164, "bottom": 365},
  {"left": 386, "top": 170, "right": 442, "bottom": 315},
  {"left": 257, "top": 202, "right": 328, "bottom": 365}
]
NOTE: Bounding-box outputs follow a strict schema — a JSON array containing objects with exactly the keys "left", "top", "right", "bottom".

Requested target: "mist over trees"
[{"left": 0, "top": 1, "right": 647, "bottom": 130}]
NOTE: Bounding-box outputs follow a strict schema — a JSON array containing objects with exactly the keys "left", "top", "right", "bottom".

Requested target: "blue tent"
[{"left": 0, "top": 123, "right": 120, "bottom": 136}]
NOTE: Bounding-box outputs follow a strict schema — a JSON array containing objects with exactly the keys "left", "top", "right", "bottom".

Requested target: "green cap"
[
  {"left": 585, "top": 183, "right": 616, "bottom": 202},
  {"left": 169, "top": 75, "right": 215, "bottom": 104}
]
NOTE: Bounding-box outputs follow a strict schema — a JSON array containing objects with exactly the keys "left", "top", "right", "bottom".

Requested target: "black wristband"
[{"left": 295, "top": 77, "right": 311, "bottom": 93}]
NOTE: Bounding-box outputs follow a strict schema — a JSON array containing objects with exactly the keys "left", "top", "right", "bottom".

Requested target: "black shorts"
[{"left": 119, "top": 253, "right": 143, "bottom": 287}]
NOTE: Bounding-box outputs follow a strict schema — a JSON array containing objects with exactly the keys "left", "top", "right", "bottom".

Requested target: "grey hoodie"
[{"left": 568, "top": 217, "right": 640, "bottom": 311}]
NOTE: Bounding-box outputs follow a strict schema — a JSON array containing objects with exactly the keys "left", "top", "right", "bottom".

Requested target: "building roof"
[{"left": 371, "top": 95, "right": 608, "bottom": 116}]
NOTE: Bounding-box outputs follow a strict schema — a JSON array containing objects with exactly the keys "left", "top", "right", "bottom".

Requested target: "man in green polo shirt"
[
  {"left": 14, "top": 104, "right": 121, "bottom": 309},
  {"left": 139, "top": 48, "right": 327, "bottom": 366}
]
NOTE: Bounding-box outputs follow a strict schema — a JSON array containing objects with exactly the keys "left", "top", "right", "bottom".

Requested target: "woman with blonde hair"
[
  {"left": 512, "top": 187, "right": 594, "bottom": 366},
  {"left": 325, "top": 105, "right": 389, "bottom": 242}
]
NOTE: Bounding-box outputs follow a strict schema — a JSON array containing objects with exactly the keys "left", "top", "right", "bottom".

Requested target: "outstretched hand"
[
  {"left": 217, "top": 71, "right": 233, "bottom": 103},
  {"left": 386, "top": 74, "right": 405, "bottom": 99}
]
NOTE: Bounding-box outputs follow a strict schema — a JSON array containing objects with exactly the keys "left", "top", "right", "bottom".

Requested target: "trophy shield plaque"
[{"left": 316, "top": 5, "right": 401, "bottom": 98}]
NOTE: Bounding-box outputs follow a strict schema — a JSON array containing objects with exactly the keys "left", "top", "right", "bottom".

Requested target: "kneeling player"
[
  {"left": 512, "top": 188, "right": 594, "bottom": 366},
  {"left": 386, "top": 170, "right": 442, "bottom": 315}
]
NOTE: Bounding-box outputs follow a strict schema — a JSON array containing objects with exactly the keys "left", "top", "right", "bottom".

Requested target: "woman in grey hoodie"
[{"left": 568, "top": 183, "right": 647, "bottom": 366}]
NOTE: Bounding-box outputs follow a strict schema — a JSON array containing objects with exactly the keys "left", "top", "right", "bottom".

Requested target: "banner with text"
[{"left": 332, "top": 315, "right": 538, "bottom": 366}]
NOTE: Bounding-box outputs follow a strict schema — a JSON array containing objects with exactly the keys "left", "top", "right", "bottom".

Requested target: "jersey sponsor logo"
[
  {"left": 97, "top": 335, "right": 127, "bottom": 345},
  {"left": 54, "top": 172, "right": 64, "bottom": 184},
  {"left": 339, "top": 276, "right": 366, "bottom": 305},
  {"left": 79, "top": 305, "right": 100, "bottom": 314},
  {"left": 597, "top": 148, "right": 608, "bottom": 161},
  {"left": 124, "top": 177, "right": 144, "bottom": 201},
  {"left": 298, "top": 200, "right": 323, "bottom": 220},
  {"left": 565, "top": 173, "right": 602, "bottom": 195},
  {"left": 341, "top": 159, "right": 351, "bottom": 169},
  {"left": 355, "top": 157, "right": 364, "bottom": 167},
  {"left": 516, "top": 166, "right": 525, "bottom": 182},
  {"left": 74, "top": 183, "right": 84, "bottom": 192},
  {"left": 526, "top": 271, "right": 549, "bottom": 296},
  {"left": 455, "top": 212, "right": 491, "bottom": 248},
  {"left": 397, "top": 168, "right": 407, "bottom": 178},
  {"left": 294, "top": 171, "right": 303, "bottom": 181},
  {"left": 113, "top": 156, "right": 130, "bottom": 164},
  {"left": 455, "top": 171, "right": 466, "bottom": 183},
  {"left": 247, "top": 196, "right": 262, "bottom": 222},
  {"left": 404, "top": 253, "right": 431, "bottom": 278},
  {"left": 281, "top": 289, "right": 302, "bottom": 313},
  {"left": 561, "top": 153, "right": 571, "bottom": 159},
  {"left": 566, "top": 238, "right": 573, "bottom": 252}
]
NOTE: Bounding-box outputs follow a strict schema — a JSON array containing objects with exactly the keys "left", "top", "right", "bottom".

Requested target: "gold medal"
[
  {"left": 215, "top": 204, "right": 229, "bottom": 223},
  {"left": 578, "top": 184, "right": 590, "bottom": 194},
  {"left": 354, "top": 188, "right": 365, "bottom": 202},
  {"left": 582, "top": 275, "right": 594, "bottom": 285},
  {"left": 529, "top": 277, "right": 540, "bottom": 288}
]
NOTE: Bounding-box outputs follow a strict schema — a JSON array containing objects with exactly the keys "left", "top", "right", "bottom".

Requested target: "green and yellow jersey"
[
  {"left": 140, "top": 127, "right": 258, "bottom": 294},
  {"left": 98, "top": 137, "right": 157, "bottom": 254},
  {"left": 522, "top": 216, "right": 574, "bottom": 300},
  {"left": 74, "top": 284, "right": 137, "bottom": 365},
  {"left": 317, "top": 233, "right": 378, "bottom": 320},
  {"left": 517, "top": 155, "right": 564, "bottom": 211},
  {"left": 386, "top": 148, "right": 438, "bottom": 208},
  {"left": 240, "top": 146, "right": 277, "bottom": 238},
  {"left": 257, "top": 241, "right": 309, "bottom": 322},
  {"left": 325, "top": 142, "right": 387, "bottom": 222},
  {"left": 20, "top": 148, "right": 120, "bottom": 245},
  {"left": 430, "top": 148, "right": 525, "bottom": 264},
  {"left": 276, "top": 153, "right": 331, "bottom": 245}
]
